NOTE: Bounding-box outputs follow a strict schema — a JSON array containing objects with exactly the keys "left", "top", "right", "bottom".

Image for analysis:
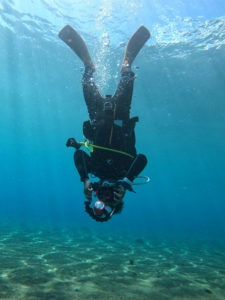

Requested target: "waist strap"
[{"left": 79, "top": 141, "right": 134, "bottom": 159}]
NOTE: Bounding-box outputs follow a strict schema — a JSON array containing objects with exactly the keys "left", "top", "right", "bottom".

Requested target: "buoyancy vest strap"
[
  {"left": 109, "top": 103, "right": 117, "bottom": 145},
  {"left": 79, "top": 140, "right": 134, "bottom": 159}
]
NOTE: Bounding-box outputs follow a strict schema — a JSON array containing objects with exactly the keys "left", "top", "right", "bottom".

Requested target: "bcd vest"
[{"left": 83, "top": 113, "right": 138, "bottom": 157}]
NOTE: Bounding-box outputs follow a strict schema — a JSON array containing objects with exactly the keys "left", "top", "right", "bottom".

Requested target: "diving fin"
[
  {"left": 58, "top": 25, "right": 95, "bottom": 71},
  {"left": 121, "top": 26, "right": 150, "bottom": 72}
]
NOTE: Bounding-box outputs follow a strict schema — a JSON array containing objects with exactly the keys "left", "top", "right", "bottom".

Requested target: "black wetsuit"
[{"left": 74, "top": 67, "right": 147, "bottom": 182}]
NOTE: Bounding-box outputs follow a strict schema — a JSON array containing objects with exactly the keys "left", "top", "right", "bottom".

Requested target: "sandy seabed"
[{"left": 0, "top": 223, "right": 224, "bottom": 300}]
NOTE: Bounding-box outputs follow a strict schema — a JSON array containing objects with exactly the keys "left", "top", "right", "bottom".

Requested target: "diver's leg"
[
  {"left": 121, "top": 26, "right": 150, "bottom": 72},
  {"left": 82, "top": 66, "right": 104, "bottom": 121},
  {"left": 112, "top": 26, "right": 150, "bottom": 119},
  {"left": 112, "top": 68, "right": 135, "bottom": 120},
  {"left": 59, "top": 25, "right": 95, "bottom": 70},
  {"left": 59, "top": 25, "right": 103, "bottom": 120}
]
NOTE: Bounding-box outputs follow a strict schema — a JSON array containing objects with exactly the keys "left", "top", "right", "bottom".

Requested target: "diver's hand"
[
  {"left": 66, "top": 138, "right": 76, "bottom": 148},
  {"left": 84, "top": 179, "right": 93, "bottom": 203},
  {"left": 113, "top": 185, "right": 126, "bottom": 203}
]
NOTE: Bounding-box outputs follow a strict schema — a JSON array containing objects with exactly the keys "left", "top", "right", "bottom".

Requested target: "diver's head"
[
  {"left": 84, "top": 199, "right": 114, "bottom": 222},
  {"left": 84, "top": 180, "right": 125, "bottom": 222},
  {"left": 97, "top": 184, "right": 114, "bottom": 203}
]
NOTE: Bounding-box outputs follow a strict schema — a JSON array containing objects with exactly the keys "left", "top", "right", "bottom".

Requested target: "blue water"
[{"left": 0, "top": 0, "right": 225, "bottom": 238}]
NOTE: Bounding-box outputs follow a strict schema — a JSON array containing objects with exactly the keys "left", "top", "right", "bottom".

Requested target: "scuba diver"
[{"left": 58, "top": 25, "right": 150, "bottom": 222}]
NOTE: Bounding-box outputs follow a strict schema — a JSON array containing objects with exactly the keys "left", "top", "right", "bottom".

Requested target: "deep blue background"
[{"left": 0, "top": 0, "right": 225, "bottom": 237}]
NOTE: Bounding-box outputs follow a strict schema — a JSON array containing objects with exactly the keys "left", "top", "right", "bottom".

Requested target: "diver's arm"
[
  {"left": 73, "top": 150, "right": 93, "bottom": 202},
  {"left": 125, "top": 154, "right": 147, "bottom": 181},
  {"left": 84, "top": 178, "right": 93, "bottom": 203},
  {"left": 74, "top": 150, "right": 89, "bottom": 181},
  {"left": 117, "top": 154, "right": 148, "bottom": 192}
]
